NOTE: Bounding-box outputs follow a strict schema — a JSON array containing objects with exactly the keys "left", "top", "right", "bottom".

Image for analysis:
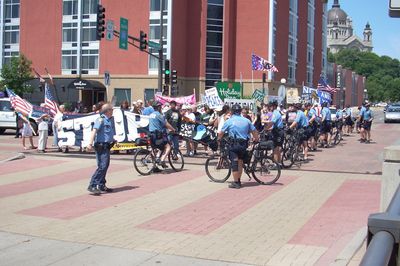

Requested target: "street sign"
[
  {"left": 390, "top": 0, "right": 400, "bottom": 17},
  {"left": 119, "top": 17, "right": 128, "bottom": 50},
  {"left": 148, "top": 40, "right": 161, "bottom": 50},
  {"left": 106, "top": 20, "right": 114, "bottom": 41}
]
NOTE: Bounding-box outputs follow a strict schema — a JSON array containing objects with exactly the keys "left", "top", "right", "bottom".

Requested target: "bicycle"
[
  {"left": 205, "top": 138, "right": 281, "bottom": 185},
  {"left": 281, "top": 128, "right": 304, "bottom": 168},
  {"left": 133, "top": 135, "right": 184, "bottom": 175},
  {"left": 330, "top": 120, "right": 342, "bottom": 146}
]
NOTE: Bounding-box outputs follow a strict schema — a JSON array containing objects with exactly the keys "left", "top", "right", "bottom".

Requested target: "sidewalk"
[{"left": 0, "top": 120, "right": 398, "bottom": 265}]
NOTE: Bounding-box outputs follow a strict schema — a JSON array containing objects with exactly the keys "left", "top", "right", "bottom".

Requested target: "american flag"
[
  {"left": 317, "top": 76, "right": 337, "bottom": 93},
  {"left": 44, "top": 83, "right": 59, "bottom": 116},
  {"left": 33, "top": 68, "right": 45, "bottom": 83},
  {"left": 5, "top": 88, "right": 32, "bottom": 116},
  {"left": 251, "top": 53, "right": 279, "bottom": 72}
]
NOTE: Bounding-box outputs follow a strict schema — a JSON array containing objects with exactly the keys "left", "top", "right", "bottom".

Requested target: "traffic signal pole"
[{"left": 158, "top": 0, "right": 164, "bottom": 93}]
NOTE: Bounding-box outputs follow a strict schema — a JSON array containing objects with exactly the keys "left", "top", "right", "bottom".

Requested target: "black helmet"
[
  {"left": 231, "top": 104, "right": 242, "bottom": 114},
  {"left": 152, "top": 101, "right": 162, "bottom": 108},
  {"left": 269, "top": 100, "right": 278, "bottom": 107}
]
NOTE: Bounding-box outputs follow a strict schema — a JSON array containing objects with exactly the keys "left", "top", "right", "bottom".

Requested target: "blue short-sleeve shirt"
[
  {"left": 94, "top": 114, "right": 115, "bottom": 143},
  {"left": 295, "top": 110, "right": 309, "bottom": 128},
  {"left": 308, "top": 108, "right": 317, "bottom": 120},
  {"left": 221, "top": 114, "right": 256, "bottom": 140},
  {"left": 271, "top": 109, "right": 284, "bottom": 129},
  {"left": 362, "top": 109, "right": 373, "bottom": 121},
  {"left": 149, "top": 111, "right": 166, "bottom": 132},
  {"left": 322, "top": 107, "right": 331, "bottom": 121}
]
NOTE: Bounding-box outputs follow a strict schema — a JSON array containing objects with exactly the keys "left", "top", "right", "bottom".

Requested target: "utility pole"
[{"left": 158, "top": 0, "right": 164, "bottom": 93}]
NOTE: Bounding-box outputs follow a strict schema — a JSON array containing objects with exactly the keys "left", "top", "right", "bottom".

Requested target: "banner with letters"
[
  {"left": 57, "top": 109, "right": 149, "bottom": 148},
  {"left": 155, "top": 94, "right": 196, "bottom": 105},
  {"left": 301, "top": 86, "right": 331, "bottom": 104},
  {"left": 224, "top": 98, "right": 257, "bottom": 113}
]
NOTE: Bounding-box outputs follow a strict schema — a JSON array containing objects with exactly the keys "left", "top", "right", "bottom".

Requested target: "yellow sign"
[{"left": 111, "top": 142, "right": 144, "bottom": 151}]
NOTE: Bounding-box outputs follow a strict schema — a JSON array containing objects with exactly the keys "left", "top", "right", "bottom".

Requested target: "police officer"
[
  {"left": 289, "top": 103, "right": 309, "bottom": 160},
  {"left": 359, "top": 102, "right": 373, "bottom": 143},
  {"left": 319, "top": 102, "right": 332, "bottom": 148},
  {"left": 268, "top": 101, "right": 284, "bottom": 164},
  {"left": 149, "top": 101, "right": 175, "bottom": 168},
  {"left": 305, "top": 102, "right": 318, "bottom": 151},
  {"left": 86, "top": 103, "right": 116, "bottom": 195},
  {"left": 219, "top": 104, "right": 259, "bottom": 189}
]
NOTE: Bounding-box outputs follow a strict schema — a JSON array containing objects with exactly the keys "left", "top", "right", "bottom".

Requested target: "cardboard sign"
[
  {"left": 286, "top": 88, "right": 300, "bottom": 104},
  {"left": 252, "top": 89, "right": 265, "bottom": 102},
  {"left": 204, "top": 87, "right": 224, "bottom": 109}
]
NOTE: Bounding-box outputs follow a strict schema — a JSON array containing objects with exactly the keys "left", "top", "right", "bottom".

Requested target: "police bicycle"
[
  {"left": 133, "top": 133, "right": 184, "bottom": 175},
  {"left": 205, "top": 137, "right": 281, "bottom": 185}
]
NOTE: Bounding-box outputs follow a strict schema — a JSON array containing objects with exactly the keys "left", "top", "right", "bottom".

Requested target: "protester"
[
  {"left": 86, "top": 103, "right": 116, "bottom": 195},
  {"left": 37, "top": 113, "right": 50, "bottom": 153},
  {"left": 120, "top": 100, "right": 130, "bottom": 111},
  {"left": 20, "top": 114, "right": 36, "bottom": 150},
  {"left": 52, "top": 105, "right": 65, "bottom": 152},
  {"left": 165, "top": 101, "right": 182, "bottom": 154}
]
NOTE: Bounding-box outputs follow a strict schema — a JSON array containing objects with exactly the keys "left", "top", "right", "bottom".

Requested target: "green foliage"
[
  {"left": 0, "top": 54, "right": 34, "bottom": 96},
  {"left": 329, "top": 49, "right": 400, "bottom": 102}
]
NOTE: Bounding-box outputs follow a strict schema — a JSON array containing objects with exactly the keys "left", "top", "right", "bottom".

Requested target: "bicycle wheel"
[
  {"left": 281, "top": 146, "right": 294, "bottom": 168},
  {"left": 205, "top": 156, "right": 231, "bottom": 183},
  {"left": 333, "top": 131, "right": 341, "bottom": 145},
  {"left": 168, "top": 150, "right": 184, "bottom": 171},
  {"left": 133, "top": 149, "right": 155, "bottom": 175},
  {"left": 252, "top": 158, "right": 281, "bottom": 185}
]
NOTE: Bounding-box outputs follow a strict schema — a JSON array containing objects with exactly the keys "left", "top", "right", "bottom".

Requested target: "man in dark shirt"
[{"left": 165, "top": 101, "right": 182, "bottom": 154}]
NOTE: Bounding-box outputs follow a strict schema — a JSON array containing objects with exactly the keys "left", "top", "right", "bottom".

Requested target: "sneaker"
[
  {"left": 87, "top": 186, "right": 101, "bottom": 195},
  {"left": 160, "top": 161, "right": 168, "bottom": 169},
  {"left": 98, "top": 185, "right": 113, "bottom": 193},
  {"left": 228, "top": 181, "right": 242, "bottom": 189}
]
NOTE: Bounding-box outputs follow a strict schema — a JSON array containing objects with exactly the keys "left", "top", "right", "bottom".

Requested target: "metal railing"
[{"left": 361, "top": 184, "right": 400, "bottom": 265}]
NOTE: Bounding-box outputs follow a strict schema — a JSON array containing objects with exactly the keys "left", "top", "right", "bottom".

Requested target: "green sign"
[
  {"left": 215, "top": 81, "right": 242, "bottom": 101},
  {"left": 148, "top": 40, "right": 161, "bottom": 49},
  {"left": 119, "top": 17, "right": 128, "bottom": 50},
  {"left": 252, "top": 89, "right": 265, "bottom": 102}
]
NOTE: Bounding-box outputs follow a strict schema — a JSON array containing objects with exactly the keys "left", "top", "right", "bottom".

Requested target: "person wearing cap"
[
  {"left": 319, "top": 102, "right": 332, "bottom": 148},
  {"left": 149, "top": 101, "right": 175, "bottom": 168},
  {"left": 359, "top": 102, "right": 373, "bottom": 143},
  {"left": 289, "top": 103, "right": 310, "bottom": 160},
  {"left": 219, "top": 104, "right": 259, "bottom": 189},
  {"left": 267, "top": 101, "right": 284, "bottom": 163},
  {"left": 165, "top": 101, "right": 182, "bottom": 155}
]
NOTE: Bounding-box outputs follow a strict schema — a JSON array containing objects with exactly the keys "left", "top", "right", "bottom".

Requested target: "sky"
[{"left": 327, "top": 0, "right": 400, "bottom": 60}]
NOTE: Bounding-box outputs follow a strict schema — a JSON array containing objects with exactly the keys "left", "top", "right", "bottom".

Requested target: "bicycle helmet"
[{"left": 231, "top": 104, "right": 242, "bottom": 114}]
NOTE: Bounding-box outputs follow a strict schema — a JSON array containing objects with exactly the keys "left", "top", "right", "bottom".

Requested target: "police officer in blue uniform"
[
  {"left": 219, "top": 104, "right": 259, "bottom": 189},
  {"left": 359, "top": 102, "right": 373, "bottom": 143},
  {"left": 319, "top": 102, "right": 332, "bottom": 148},
  {"left": 87, "top": 103, "right": 116, "bottom": 195},
  {"left": 289, "top": 103, "right": 310, "bottom": 160},
  {"left": 268, "top": 101, "right": 284, "bottom": 164}
]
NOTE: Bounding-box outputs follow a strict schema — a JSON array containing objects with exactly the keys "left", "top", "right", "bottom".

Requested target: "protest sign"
[
  {"left": 204, "top": 87, "right": 224, "bottom": 109},
  {"left": 252, "top": 89, "right": 265, "bottom": 102},
  {"left": 216, "top": 82, "right": 241, "bottom": 100},
  {"left": 155, "top": 94, "right": 196, "bottom": 105},
  {"left": 286, "top": 88, "right": 300, "bottom": 104},
  {"left": 224, "top": 98, "right": 256, "bottom": 113}
]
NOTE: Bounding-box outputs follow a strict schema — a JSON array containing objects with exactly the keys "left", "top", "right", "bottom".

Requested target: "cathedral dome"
[{"left": 328, "top": 0, "right": 348, "bottom": 23}]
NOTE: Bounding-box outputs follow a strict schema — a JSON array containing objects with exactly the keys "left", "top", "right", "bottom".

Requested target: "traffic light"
[
  {"left": 96, "top": 4, "right": 106, "bottom": 40},
  {"left": 171, "top": 70, "right": 178, "bottom": 85},
  {"left": 139, "top": 31, "right": 147, "bottom": 51},
  {"left": 162, "top": 85, "right": 169, "bottom": 96},
  {"left": 164, "top": 60, "right": 170, "bottom": 85}
]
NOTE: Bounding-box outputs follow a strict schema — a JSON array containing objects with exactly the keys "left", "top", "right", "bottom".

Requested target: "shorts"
[
  {"left": 21, "top": 123, "right": 33, "bottom": 137},
  {"left": 345, "top": 117, "right": 353, "bottom": 126},
  {"left": 337, "top": 121, "right": 343, "bottom": 130},
  {"left": 150, "top": 131, "right": 168, "bottom": 150},
  {"left": 362, "top": 121, "right": 372, "bottom": 130},
  {"left": 308, "top": 124, "right": 318, "bottom": 139},
  {"left": 320, "top": 121, "right": 332, "bottom": 134},
  {"left": 228, "top": 140, "right": 249, "bottom": 171},
  {"left": 272, "top": 128, "right": 284, "bottom": 147},
  {"left": 298, "top": 128, "right": 309, "bottom": 142}
]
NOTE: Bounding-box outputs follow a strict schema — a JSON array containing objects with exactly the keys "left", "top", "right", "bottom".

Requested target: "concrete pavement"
[{"left": 0, "top": 112, "right": 399, "bottom": 265}]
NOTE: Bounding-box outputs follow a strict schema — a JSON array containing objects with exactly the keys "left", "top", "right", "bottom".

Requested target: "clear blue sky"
[{"left": 327, "top": 0, "right": 400, "bottom": 60}]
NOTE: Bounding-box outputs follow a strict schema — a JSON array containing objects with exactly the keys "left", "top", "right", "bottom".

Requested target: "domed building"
[{"left": 327, "top": 0, "right": 373, "bottom": 53}]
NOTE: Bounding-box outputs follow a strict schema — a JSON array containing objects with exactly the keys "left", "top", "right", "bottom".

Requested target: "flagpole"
[
  {"left": 45, "top": 68, "right": 60, "bottom": 104},
  {"left": 251, "top": 70, "right": 254, "bottom": 94}
]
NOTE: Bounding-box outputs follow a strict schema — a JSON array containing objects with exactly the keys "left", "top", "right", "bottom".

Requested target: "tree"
[
  {"left": 329, "top": 49, "right": 400, "bottom": 102},
  {"left": 0, "top": 54, "right": 34, "bottom": 96}
]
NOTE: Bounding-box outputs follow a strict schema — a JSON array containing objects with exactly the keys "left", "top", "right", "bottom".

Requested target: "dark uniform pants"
[{"left": 89, "top": 143, "right": 111, "bottom": 188}]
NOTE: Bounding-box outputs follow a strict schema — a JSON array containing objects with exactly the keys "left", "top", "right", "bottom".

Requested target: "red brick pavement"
[{"left": 0, "top": 157, "right": 66, "bottom": 175}]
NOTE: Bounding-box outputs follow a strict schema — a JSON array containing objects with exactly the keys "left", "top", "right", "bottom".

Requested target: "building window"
[
  {"left": 82, "top": 0, "right": 98, "bottom": 15},
  {"left": 4, "top": 25, "right": 19, "bottom": 44},
  {"left": 114, "top": 88, "right": 132, "bottom": 105},
  {"left": 150, "top": 0, "right": 168, "bottom": 11},
  {"left": 82, "top": 22, "right": 97, "bottom": 42},
  {"left": 63, "top": 0, "right": 78, "bottom": 16},
  {"left": 62, "top": 23, "right": 78, "bottom": 42},
  {"left": 62, "top": 50, "right": 78, "bottom": 72},
  {"left": 206, "top": 0, "right": 224, "bottom": 89},
  {"left": 81, "top": 49, "right": 99, "bottom": 71},
  {"left": 5, "top": 0, "right": 20, "bottom": 19}
]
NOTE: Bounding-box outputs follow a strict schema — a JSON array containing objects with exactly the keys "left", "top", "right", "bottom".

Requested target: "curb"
[
  {"left": 0, "top": 153, "right": 25, "bottom": 163},
  {"left": 332, "top": 226, "right": 367, "bottom": 265}
]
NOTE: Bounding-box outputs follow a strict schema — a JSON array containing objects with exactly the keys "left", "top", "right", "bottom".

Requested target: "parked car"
[
  {"left": 0, "top": 98, "right": 16, "bottom": 134},
  {"left": 384, "top": 106, "right": 400, "bottom": 123}
]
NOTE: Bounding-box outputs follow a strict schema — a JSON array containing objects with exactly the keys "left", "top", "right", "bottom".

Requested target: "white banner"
[
  {"left": 224, "top": 98, "right": 257, "bottom": 113},
  {"left": 57, "top": 109, "right": 149, "bottom": 148}
]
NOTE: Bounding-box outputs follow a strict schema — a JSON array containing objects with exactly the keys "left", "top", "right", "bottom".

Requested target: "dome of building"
[{"left": 328, "top": 0, "right": 348, "bottom": 23}]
